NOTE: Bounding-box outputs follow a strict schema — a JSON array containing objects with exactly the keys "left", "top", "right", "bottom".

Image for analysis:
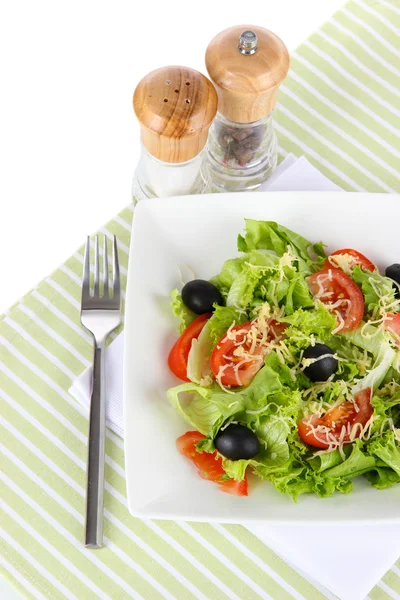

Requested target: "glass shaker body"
[
  {"left": 132, "top": 146, "right": 208, "bottom": 203},
  {"left": 206, "top": 112, "right": 277, "bottom": 193}
]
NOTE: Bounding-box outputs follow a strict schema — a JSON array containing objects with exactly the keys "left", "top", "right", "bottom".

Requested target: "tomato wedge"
[
  {"left": 325, "top": 248, "right": 375, "bottom": 272},
  {"left": 168, "top": 314, "right": 211, "bottom": 381},
  {"left": 384, "top": 313, "right": 400, "bottom": 347},
  {"left": 298, "top": 388, "right": 372, "bottom": 449},
  {"left": 308, "top": 268, "right": 364, "bottom": 333},
  {"left": 210, "top": 320, "right": 286, "bottom": 388},
  {"left": 176, "top": 431, "right": 248, "bottom": 496}
]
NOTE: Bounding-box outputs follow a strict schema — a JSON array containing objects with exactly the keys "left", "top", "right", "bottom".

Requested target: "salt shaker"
[
  {"left": 205, "top": 26, "right": 290, "bottom": 192},
  {"left": 132, "top": 66, "right": 218, "bottom": 201}
]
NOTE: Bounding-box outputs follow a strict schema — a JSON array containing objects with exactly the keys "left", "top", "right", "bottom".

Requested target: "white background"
[
  {"left": 0, "top": 1, "right": 342, "bottom": 598},
  {"left": 0, "top": 0, "right": 345, "bottom": 317}
]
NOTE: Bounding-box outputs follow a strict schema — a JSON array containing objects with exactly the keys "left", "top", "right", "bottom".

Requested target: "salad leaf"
[
  {"left": 352, "top": 342, "right": 396, "bottom": 393},
  {"left": 196, "top": 437, "right": 215, "bottom": 453},
  {"left": 170, "top": 289, "right": 196, "bottom": 333},
  {"left": 351, "top": 266, "right": 397, "bottom": 314},
  {"left": 166, "top": 383, "right": 224, "bottom": 436},
  {"left": 327, "top": 332, "right": 372, "bottom": 379},
  {"left": 221, "top": 458, "right": 249, "bottom": 481},
  {"left": 264, "top": 352, "right": 297, "bottom": 389},
  {"left": 255, "top": 419, "right": 291, "bottom": 466},
  {"left": 340, "top": 324, "right": 387, "bottom": 359},
  {"left": 186, "top": 322, "right": 214, "bottom": 386},
  {"left": 204, "top": 364, "right": 292, "bottom": 426},
  {"left": 210, "top": 250, "right": 280, "bottom": 299},
  {"left": 309, "top": 449, "right": 343, "bottom": 473},
  {"left": 237, "top": 220, "right": 325, "bottom": 273},
  {"left": 207, "top": 305, "right": 247, "bottom": 347},
  {"left": 323, "top": 442, "right": 376, "bottom": 480},
  {"left": 370, "top": 391, "right": 400, "bottom": 439},
  {"left": 235, "top": 365, "right": 283, "bottom": 411},
  {"left": 292, "top": 277, "right": 315, "bottom": 311},
  {"left": 264, "top": 463, "right": 352, "bottom": 500},
  {"left": 282, "top": 303, "right": 336, "bottom": 347},
  {"left": 365, "top": 467, "right": 400, "bottom": 489},
  {"left": 221, "top": 420, "right": 291, "bottom": 482},
  {"left": 367, "top": 430, "right": 400, "bottom": 476},
  {"left": 226, "top": 263, "right": 265, "bottom": 308},
  {"left": 213, "top": 257, "right": 245, "bottom": 290}
]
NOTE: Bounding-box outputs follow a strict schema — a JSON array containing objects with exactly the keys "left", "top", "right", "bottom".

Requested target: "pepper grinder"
[
  {"left": 205, "top": 26, "right": 290, "bottom": 192},
  {"left": 132, "top": 66, "right": 218, "bottom": 202}
]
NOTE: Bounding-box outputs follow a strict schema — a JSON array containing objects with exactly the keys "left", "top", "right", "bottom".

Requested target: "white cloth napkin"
[{"left": 69, "top": 156, "right": 400, "bottom": 600}]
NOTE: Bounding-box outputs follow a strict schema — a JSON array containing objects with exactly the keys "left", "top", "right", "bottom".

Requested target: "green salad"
[{"left": 167, "top": 220, "right": 400, "bottom": 499}]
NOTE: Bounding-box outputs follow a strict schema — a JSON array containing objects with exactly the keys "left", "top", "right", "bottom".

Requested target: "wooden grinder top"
[
  {"left": 205, "top": 25, "right": 290, "bottom": 123},
  {"left": 133, "top": 66, "right": 218, "bottom": 163}
]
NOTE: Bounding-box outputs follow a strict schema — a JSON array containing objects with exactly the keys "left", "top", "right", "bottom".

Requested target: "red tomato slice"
[
  {"left": 308, "top": 268, "right": 364, "bottom": 333},
  {"left": 298, "top": 388, "right": 372, "bottom": 449},
  {"left": 384, "top": 313, "right": 400, "bottom": 347},
  {"left": 219, "top": 479, "right": 248, "bottom": 496},
  {"left": 325, "top": 248, "right": 375, "bottom": 272},
  {"left": 210, "top": 320, "right": 286, "bottom": 388},
  {"left": 176, "top": 431, "right": 205, "bottom": 459},
  {"left": 168, "top": 314, "right": 211, "bottom": 381},
  {"left": 176, "top": 431, "right": 248, "bottom": 496}
]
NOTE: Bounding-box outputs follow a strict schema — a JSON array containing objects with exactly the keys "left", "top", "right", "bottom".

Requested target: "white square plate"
[{"left": 123, "top": 191, "right": 400, "bottom": 524}]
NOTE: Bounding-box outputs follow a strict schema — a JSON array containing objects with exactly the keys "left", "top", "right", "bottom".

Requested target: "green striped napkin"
[{"left": 1, "top": 1, "right": 400, "bottom": 599}]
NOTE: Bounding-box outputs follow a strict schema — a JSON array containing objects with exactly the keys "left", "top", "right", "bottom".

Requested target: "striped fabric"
[{"left": 1, "top": 1, "right": 400, "bottom": 599}]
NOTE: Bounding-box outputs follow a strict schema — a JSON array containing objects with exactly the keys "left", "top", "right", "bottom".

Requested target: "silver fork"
[{"left": 81, "top": 234, "right": 121, "bottom": 548}]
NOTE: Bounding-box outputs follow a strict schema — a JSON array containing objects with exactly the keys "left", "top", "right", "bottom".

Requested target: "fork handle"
[{"left": 85, "top": 341, "right": 106, "bottom": 548}]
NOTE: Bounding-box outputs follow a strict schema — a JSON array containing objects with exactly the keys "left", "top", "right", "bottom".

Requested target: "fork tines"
[{"left": 81, "top": 234, "right": 120, "bottom": 309}]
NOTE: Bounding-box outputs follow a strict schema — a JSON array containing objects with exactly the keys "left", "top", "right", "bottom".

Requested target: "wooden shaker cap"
[
  {"left": 133, "top": 66, "right": 218, "bottom": 163},
  {"left": 205, "top": 25, "right": 290, "bottom": 123}
]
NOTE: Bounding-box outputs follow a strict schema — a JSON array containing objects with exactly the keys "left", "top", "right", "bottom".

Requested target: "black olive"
[
  {"left": 385, "top": 264, "right": 400, "bottom": 298},
  {"left": 303, "top": 343, "right": 338, "bottom": 383},
  {"left": 181, "top": 279, "right": 223, "bottom": 314},
  {"left": 214, "top": 424, "right": 260, "bottom": 461}
]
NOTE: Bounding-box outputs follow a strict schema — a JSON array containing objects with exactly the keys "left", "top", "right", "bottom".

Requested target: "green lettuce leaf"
[
  {"left": 204, "top": 364, "right": 288, "bottom": 423},
  {"left": 186, "top": 322, "right": 214, "bottom": 386},
  {"left": 196, "top": 437, "right": 215, "bottom": 453},
  {"left": 351, "top": 266, "right": 397, "bottom": 314},
  {"left": 264, "top": 463, "right": 352, "bottom": 500},
  {"left": 264, "top": 352, "right": 297, "bottom": 389},
  {"left": 282, "top": 303, "right": 336, "bottom": 348},
  {"left": 255, "top": 419, "right": 291, "bottom": 466},
  {"left": 235, "top": 365, "right": 283, "bottom": 410},
  {"left": 339, "top": 324, "right": 387, "bottom": 359},
  {"left": 226, "top": 263, "right": 265, "bottom": 308},
  {"left": 327, "top": 332, "right": 372, "bottom": 378},
  {"left": 210, "top": 250, "right": 280, "bottom": 299},
  {"left": 237, "top": 219, "right": 325, "bottom": 273},
  {"left": 221, "top": 458, "right": 250, "bottom": 481},
  {"left": 365, "top": 467, "right": 400, "bottom": 489},
  {"left": 166, "top": 383, "right": 224, "bottom": 436},
  {"left": 367, "top": 430, "right": 400, "bottom": 476},
  {"left": 207, "top": 305, "right": 247, "bottom": 346},
  {"left": 309, "top": 449, "right": 343, "bottom": 473},
  {"left": 292, "top": 277, "right": 315, "bottom": 310},
  {"left": 352, "top": 342, "right": 396, "bottom": 393},
  {"left": 323, "top": 442, "right": 376, "bottom": 479},
  {"left": 370, "top": 391, "right": 400, "bottom": 436},
  {"left": 221, "top": 420, "right": 291, "bottom": 481},
  {"left": 170, "top": 289, "right": 196, "bottom": 333}
]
